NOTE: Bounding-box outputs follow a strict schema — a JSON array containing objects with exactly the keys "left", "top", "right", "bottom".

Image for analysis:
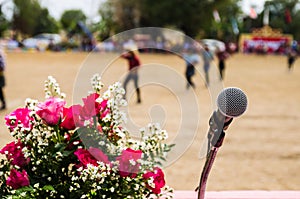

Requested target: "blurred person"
[
  {"left": 121, "top": 50, "right": 142, "bottom": 103},
  {"left": 183, "top": 48, "right": 200, "bottom": 89},
  {"left": 286, "top": 46, "right": 297, "bottom": 71},
  {"left": 216, "top": 47, "right": 230, "bottom": 80},
  {"left": 201, "top": 45, "right": 214, "bottom": 86},
  {"left": 0, "top": 49, "right": 6, "bottom": 110}
]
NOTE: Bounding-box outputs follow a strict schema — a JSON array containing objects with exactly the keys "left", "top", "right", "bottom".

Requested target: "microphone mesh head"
[{"left": 217, "top": 87, "right": 248, "bottom": 117}]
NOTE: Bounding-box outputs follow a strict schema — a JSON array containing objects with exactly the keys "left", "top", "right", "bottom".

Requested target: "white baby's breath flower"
[
  {"left": 129, "top": 159, "right": 136, "bottom": 166},
  {"left": 20, "top": 192, "right": 26, "bottom": 197},
  {"left": 34, "top": 183, "right": 40, "bottom": 188},
  {"left": 44, "top": 76, "right": 65, "bottom": 99},
  {"left": 91, "top": 73, "right": 104, "bottom": 93},
  {"left": 110, "top": 187, "right": 115, "bottom": 192}
]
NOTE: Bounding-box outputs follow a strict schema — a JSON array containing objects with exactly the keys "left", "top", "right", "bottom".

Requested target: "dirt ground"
[{"left": 0, "top": 51, "right": 299, "bottom": 191}]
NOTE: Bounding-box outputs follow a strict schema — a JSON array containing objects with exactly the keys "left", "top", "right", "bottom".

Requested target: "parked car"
[{"left": 22, "top": 33, "right": 62, "bottom": 50}]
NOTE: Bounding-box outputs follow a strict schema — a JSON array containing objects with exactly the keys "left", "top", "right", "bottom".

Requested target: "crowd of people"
[
  {"left": 1, "top": 36, "right": 297, "bottom": 108},
  {"left": 119, "top": 41, "right": 233, "bottom": 105},
  {"left": 119, "top": 37, "right": 299, "bottom": 105}
]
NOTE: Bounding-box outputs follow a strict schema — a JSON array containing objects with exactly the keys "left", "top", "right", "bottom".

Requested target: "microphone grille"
[{"left": 217, "top": 87, "right": 248, "bottom": 117}]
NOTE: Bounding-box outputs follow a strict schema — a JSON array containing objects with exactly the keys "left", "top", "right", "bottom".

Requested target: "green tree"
[
  {"left": 246, "top": 0, "right": 300, "bottom": 40},
  {"left": 97, "top": 0, "right": 118, "bottom": 40},
  {"left": 60, "top": 10, "right": 87, "bottom": 35},
  {"left": 98, "top": 0, "right": 242, "bottom": 39},
  {"left": 12, "top": 0, "right": 59, "bottom": 38},
  {"left": 35, "top": 8, "right": 60, "bottom": 34},
  {"left": 265, "top": 0, "right": 299, "bottom": 33},
  {"left": 139, "top": 0, "right": 210, "bottom": 38},
  {"left": 207, "top": 0, "right": 242, "bottom": 42},
  {"left": 12, "top": 0, "right": 42, "bottom": 36},
  {"left": 0, "top": 3, "right": 9, "bottom": 37}
]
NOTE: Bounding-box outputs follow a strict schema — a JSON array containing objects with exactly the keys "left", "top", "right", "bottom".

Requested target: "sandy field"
[{"left": 0, "top": 51, "right": 299, "bottom": 192}]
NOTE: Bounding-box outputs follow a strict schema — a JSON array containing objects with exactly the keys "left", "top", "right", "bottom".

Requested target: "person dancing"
[
  {"left": 183, "top": 48, "right": 200, "bottom": 89},
  {"left": 121, "top": 50, "right": 142, "bottom": 103}
]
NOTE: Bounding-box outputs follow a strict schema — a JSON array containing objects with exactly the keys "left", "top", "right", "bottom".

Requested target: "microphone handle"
[
  {"left": 208, "top": 110, "right": 232, "bottom": 149},
  {"left": 196, "top": 111, "right": 233, "bottom": 199},
  {"left": 197, "top": 144, "right": 222, "bottom": 199}
]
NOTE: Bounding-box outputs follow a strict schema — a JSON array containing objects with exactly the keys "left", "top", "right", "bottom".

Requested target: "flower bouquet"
[{"left": 0, "top": 75, "right": 174, "bottom": 199}]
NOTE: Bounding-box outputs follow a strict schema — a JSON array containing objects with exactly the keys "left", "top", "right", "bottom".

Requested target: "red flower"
[
  {"left": 99, "top": 99, "right": 109, "bottom": 119},
  {"left": 60, "top": 105, "right": 78, "bottom": 130},
  {"left": 74, "top": 147, "right": 110, "bottom": 167},
  {"left": 5, "top": 107, "right": 34, "bottom": 131},
  {"left": 116, "top": 148, "right": 142, "bottom": 178},
  {"left": 81, "top": 93, "right": 101, "bottom": 119},
  {"left": 0, "top": 140, "right": 29, "bottom": 167},
  {"left": 143, "top": 167, "right": 166, "bottom": 194},
  {"left": 70, "top": 104, "right": 85, "bottom": 127},
  {"left": 88, "top": 147, "right": 110, "bottom": 164},
  {"left": 6, "top": 169, "right": 30, "bottom": 190},
  {"left": 36, "top": 97, "right": 66, "bottom": 126}
]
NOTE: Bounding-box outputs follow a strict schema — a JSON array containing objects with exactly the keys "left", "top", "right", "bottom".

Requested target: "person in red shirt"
[{"left": 121, "top": 50, "right": 142, "bottom": 103}]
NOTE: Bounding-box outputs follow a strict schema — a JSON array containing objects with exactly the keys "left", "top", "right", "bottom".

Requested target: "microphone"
[
  {"left": 208, "top": 87, "right": 248, "bottom": 147},
  {"left": 217, "top": 87, "right": 248, "bottom": 118},
  {"left": 196, "top": 87, "right": 248, "bottom": 199}
]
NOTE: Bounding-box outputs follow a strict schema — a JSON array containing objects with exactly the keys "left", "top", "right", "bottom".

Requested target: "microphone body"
[
  {"left": 209, "top": 87, "right": 248, "bottom": 148},
  {"left": 197, "top": 87, "right": 248, "bottom": 199}
]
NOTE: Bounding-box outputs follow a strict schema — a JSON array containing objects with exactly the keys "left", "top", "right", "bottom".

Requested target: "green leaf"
[
  {"left": 54, "top": 143, "right": 67, "bottom": 151},
  {"left": 42, "top": 185, "right": 55, "bottom": 191},
  {"left": 62, "top": 150, "right": 74, "bottom": 157},
  {"left": 15, "top": 186, "right": 34, "bottom": 193}
]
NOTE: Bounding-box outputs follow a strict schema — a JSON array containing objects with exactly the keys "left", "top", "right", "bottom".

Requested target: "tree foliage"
[
  {"left": 60, "top": 10, "right": 87, "bottom": 33},
  {"left": 12, "top": 0, "right": 42, "bottom": 36},
  {"left": 12, "top": 0, "right": 59, "bottom": 37},
  {"left": 0, "top": 4, "right": 9, "bottom": 37},
  {"left": 98, "top": 0, "right": 242, "bottom": 40},
  {"left": 97, "top": 0, "right": 118, "bottom": 40},
  {"left": 243, "top": 0, "right": 300, "bottom": 40},
  {"left": 35, "top": 8, "right": 60, "bottom": 35},
  {"left": 265, "top": 0, "right": 300, "bottom": 40}
]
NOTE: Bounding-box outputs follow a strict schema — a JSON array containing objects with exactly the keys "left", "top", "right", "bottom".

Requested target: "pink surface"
[{"left": 174, "top": 191, "right": 300, "bottom": 199}]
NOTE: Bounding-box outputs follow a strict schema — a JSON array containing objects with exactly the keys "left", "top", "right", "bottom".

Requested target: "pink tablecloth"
[{"left": 174, "top": 190, "right": 300, "bottom": 199}]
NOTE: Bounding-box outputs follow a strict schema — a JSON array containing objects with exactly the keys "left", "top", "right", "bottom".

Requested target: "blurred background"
[
  {"left": 0, "top": 0, "right": 300, "bottom": 192},
  {"left": 0, "top": 0, "right": 299, "bottom": 53}
]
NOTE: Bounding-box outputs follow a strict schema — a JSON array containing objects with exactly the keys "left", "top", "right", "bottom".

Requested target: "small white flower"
[
  {"left": 34, "top": 183, "right": 40, "bottom": 188},
  {"left": 20, "top": 192, "right": 26, "bottom": 197},
  {"left": 110, "top": 187, "right": 115, "bottom": 192}
]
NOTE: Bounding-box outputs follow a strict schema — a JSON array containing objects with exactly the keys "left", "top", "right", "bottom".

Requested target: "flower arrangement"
[{"left": 0, "top": 75, "right": 174, "bottom": 199}]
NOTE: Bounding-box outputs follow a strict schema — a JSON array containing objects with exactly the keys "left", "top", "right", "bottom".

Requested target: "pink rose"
[
  {"left": 0, "top": 140, "right": 29, "bottom": 167},
  {"left": 36, "top": 97, "right": 66, "bottom": 126},
  {"left": 143, "top": 167, "right": 166, "bottom": 194},
  {"left": 5, "top": 108, "right": 34, "bottom": 131},
  {"left": 74, "top": 147, "right": 110, "bottom": 167},
  {"left": 60, "top": 105, "right": 78, "bottom": 130},
  {"left": 88, "top": 147, "right": 110, "bottom": 164},
  {"left": 70, "top": 104, "right": 85, "bottom": 127},
  {"left": 6, "top": 169, "right": 30, "bottom": 190},
  {"left": 81, "top": 93, "right": 101, "bottom": 119},
  {"left": 99, "top": 99, "right": 110, "bottom": 118},
  {"left": 116, "top": 148, "right": 142, "bottom": 178}
]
